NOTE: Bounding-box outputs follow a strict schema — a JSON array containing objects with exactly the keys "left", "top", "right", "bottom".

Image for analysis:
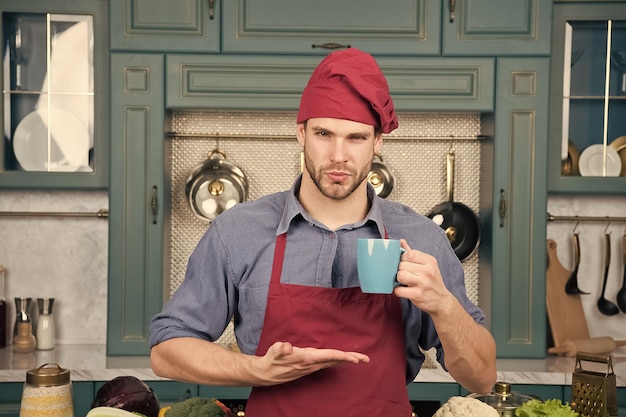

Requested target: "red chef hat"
[{"left": 297, "top": 48, "right": 398, "bottom": 134}]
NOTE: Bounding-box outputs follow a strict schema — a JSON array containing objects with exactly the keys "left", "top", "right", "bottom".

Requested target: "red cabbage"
[{"left": 91, "top": 376, "right": 160, "bottom": 417}]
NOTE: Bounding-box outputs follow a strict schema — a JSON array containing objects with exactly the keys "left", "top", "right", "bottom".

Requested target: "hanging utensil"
[
  {"left": 367, "top": 153, "right": 395, "bottom": 198},
  {"left": 617, "top": 232, "right": 626, "bottom": 313},
  {"left": 185, "top": 149, "right": 249, "bottom": 222},
  {"left": 597, "top": 232, "right": 619, "bottom": 316},
  {"left": 426, "top": 150, "right": 480, "bottom": 262},
  {"left": 565, "top": 231, "right": 589, "bottom": 294}
]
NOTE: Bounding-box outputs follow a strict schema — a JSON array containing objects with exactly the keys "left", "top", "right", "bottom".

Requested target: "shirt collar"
[{"left": 277, "top": 174, "right": 386, "bottom": 238}]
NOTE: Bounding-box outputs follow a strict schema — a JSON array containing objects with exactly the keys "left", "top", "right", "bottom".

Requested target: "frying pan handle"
[
  {"left": 446, "top": 151, "right": 455, "bottom": 202},
  {"left": 573, "top": 233, "right": 580, "bottom": 265},
  {"left": 605, "top": 233, "right": 611, "bottom": 267}
]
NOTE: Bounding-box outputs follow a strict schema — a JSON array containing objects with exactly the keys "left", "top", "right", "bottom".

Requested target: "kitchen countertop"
[{"left": 1, "top": 344, "right": 625, "bottom": 387}]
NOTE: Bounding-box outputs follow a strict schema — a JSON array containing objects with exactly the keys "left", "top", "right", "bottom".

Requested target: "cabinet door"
[
  {"left": 488, "top": 58, "right": 549, "bottom": 358},
  {"left": 548, "top": 2, "right": 626, "bottom": 194},
  {"left": 221, "top": 0, "right": 440, "bottom": 55},
  {"left": 95, "top": 381, "right": 199, "bottom": 407},
  {"left": 0, "top": 0, "right": 109, "bottom": 189},
  {"left": 108, "top": 53, "right": 165, "bottom": 355},
  {"left": 442, "top": 0, "right": 551, "bottom": 56},
  {"left": 109, "top": 0, "right": 220, "bottom": 52},
  {"left": 0, "top": 381, "right": 93, "bottom": 417},
  {"left": 167, "top": 54, "right": 494, "bottom": 112}
]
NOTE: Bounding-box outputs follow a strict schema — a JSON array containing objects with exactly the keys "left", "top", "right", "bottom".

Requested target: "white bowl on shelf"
[{"left": 578, "top": 144, "right": 622, "bottom": 177}]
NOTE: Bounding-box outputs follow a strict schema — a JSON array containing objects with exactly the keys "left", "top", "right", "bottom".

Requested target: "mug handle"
[{"left": 393, "top": 248, "right": 407, "bottom": 288}]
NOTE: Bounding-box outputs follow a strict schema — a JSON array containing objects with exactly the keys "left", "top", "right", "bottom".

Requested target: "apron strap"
[{"left": 271, "top": 233, "right": 287, "bottom": 284}]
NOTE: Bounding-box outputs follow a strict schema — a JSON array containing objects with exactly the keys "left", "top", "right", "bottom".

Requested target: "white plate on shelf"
[
  {"left": 578, "top": 144, "right": 622, "bottom": 177},
  {"left": 12, "top": 108, "right": 90, "bottom": 172}
]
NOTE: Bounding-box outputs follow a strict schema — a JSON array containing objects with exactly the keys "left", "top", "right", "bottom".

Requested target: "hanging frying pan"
[
  {"left": 185, "top": 149, "right": 249, "bottom": 222},
  {"left": 426, "top": 150, "right": 480, "bottom": 262},
  {"left": 368, "top": 153, "right": 395, "bottom": 198}
]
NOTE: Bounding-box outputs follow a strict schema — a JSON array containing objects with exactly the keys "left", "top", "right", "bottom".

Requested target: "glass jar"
[{"left": 20, "top": 363, "right": 74, "bottom": 417}]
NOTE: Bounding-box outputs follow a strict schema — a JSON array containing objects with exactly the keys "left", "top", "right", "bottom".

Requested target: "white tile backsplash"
[{"left": 0, "top": 191, "right": 108, "bottom": 345}]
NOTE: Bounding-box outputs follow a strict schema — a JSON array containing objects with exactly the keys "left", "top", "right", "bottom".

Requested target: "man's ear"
[
  {"left": 374, "top": 133, "right": 383, "bottom": 153},
  {"left": 296, "top": 123, "right": 306, "bottom": 146}
]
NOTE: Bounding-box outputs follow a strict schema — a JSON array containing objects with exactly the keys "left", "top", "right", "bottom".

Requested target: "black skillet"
[{"left": 426, "top": 151, "right": 480, "bottom": 262}]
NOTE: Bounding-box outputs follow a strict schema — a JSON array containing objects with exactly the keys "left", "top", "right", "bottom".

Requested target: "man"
[{"left": 150, "top": 48, "right": 496, "bottom": 416}]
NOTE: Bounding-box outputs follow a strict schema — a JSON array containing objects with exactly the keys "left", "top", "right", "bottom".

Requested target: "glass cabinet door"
[
  {"left": 4, "top": 13, "right": 93, "bottom": 172},
  {"left": 549, "top": 3, "right": 626, "bottom": 194},
  {"left": 0, "top": 0, "right": 108, "bottom": 189}
]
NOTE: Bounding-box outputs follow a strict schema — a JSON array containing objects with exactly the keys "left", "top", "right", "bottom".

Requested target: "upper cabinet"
[
  {"left": 220, "top": 0, "right": 441, "bottom": 55},
  {"left": 0, "top": 0, "right": 109, "bottom": 189},
  {"left": 166, "top": 54, "right": 494, "bottom": 112},
  {"left": 111, "top": 0, "right": 551, "bottom": 57},
  {"left": 110, "top": 0, "right": 220, "bottom": 53},
  {"left": 548, "top": 2, "right": 626, "bottom": 194},
  {"left": 442, "top": 0, "right": 552, "bottom": 56}
]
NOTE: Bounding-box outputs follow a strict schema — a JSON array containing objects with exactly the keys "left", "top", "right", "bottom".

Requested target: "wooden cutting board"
[{"left": 546, "top": 239, "right": 590, "bottom": 347}]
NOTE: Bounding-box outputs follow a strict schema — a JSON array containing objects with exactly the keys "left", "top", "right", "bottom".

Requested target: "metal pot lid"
[
  {"left": 368, "top": 154, "right": 395, "bottom": 198},
  {"left": 186, "top": 149, "right": 249, "bottom": 222},
  {"left": 467, "top": 382, "right": 541, "bottom": 410}
]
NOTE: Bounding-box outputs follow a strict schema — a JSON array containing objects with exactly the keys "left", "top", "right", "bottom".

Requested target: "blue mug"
[{"left": 357, "top": 238, "right": 405, "bottom": 294}]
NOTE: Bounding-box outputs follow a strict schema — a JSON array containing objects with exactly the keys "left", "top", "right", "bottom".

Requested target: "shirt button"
[{"left": 329, "top": 232, "right": 336, "bottom": 239}]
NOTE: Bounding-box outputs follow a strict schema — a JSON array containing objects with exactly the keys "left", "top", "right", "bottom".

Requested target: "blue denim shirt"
[{"left": 149, "top": 175, "right": 485, "bottom": 384}]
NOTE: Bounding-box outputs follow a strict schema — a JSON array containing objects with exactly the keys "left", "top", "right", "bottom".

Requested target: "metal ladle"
[
  {"left": 565, "top": 231, "right": 589, "bottom": 294},
  {"left": 597, "top": 232, "right": 620, "bottom": 316},
  {"left": 617, "top": 233, "right": 626, "bottom": 313}
]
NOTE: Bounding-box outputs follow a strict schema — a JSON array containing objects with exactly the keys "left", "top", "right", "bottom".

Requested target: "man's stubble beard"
[{"left": 303, "top": 150, "right": 371, "bottom": 201}]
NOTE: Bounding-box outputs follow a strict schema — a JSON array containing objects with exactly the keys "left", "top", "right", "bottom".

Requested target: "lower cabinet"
[
  {"left": 0, "top": 380, "right": 624, "bottom": 416},
  {"left": 0, "top": 381, "right": 93, "bottom": 417}
]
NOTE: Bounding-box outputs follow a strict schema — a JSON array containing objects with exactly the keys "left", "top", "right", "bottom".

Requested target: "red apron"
[{"left": 245, "top": 232, "right": 412, "bottom": 417}]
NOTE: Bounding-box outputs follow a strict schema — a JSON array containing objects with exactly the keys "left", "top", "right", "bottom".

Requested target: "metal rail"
[
  {"left": 166, "top": 132, "right": 486, "bottom": 141},
  {"left": 0, "top": 208, "right": 109, "bottom": 218},
  {"left": 547, "top": 212, "right": 626, "bottom": 223}
]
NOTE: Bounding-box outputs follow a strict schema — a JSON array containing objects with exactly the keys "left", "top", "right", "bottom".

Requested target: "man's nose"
[{"left": 329, "top": 140, "right": 348, "bottom": 162}]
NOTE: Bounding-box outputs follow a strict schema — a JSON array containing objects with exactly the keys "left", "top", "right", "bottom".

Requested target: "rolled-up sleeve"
[{"left": 149, "top": 224, "right": 236, "bottom": 347}]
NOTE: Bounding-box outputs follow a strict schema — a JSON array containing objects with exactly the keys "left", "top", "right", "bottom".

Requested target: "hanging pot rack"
[
  {"left": 166, "top": 132, "right": 487, "bottom": 141},
  {"left": 0, "top": 208, "right": 108, "bottom": 218},
  {"left": 547, "top": 212, "right": 626, "bottom": 223}
]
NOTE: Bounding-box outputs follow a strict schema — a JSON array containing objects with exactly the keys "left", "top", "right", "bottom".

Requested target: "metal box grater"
[{"left": 571, "top": 352, "right": 618, "bottom": 417}]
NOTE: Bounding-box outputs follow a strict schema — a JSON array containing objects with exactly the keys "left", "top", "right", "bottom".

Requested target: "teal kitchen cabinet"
[
  {"left": 108, "top": 53, "right": 165, "bottom": 355},
  {"left": 222, "top": 0, "right": 551, "bottom": 57},
  {"left": 483, "top": 58, "right": 550, "bottom": 358},
  {"left": 0, "top": 381, "right": 94, "bottom": 417},
  {"left": 109, "top": 0, "right": 220, "bottom": 53},
  {"left": 548, "top": 1, "right": 626, "bottom": 194},
  {"left": 166, "top": 54, "right": 494, "bottom": 112},
  {"left": 94, "top": 380, "right": 198, "bottom": 407},
  {"left": 221, "top": 0, "right": 441, "bottom": 55},
  {"left": 442, "top": 0, "right": 552, "bottom": 56},
  {"left": 0, "top": 0, "right": 109, "bottom": 189}
]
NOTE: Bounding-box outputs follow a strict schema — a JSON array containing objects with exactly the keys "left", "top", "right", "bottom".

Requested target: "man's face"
[{"left": 297, "top": 118, "right": 382, "bottom": 200}]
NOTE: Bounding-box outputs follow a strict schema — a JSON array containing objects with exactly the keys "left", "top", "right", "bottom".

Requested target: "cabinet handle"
[
  {"left": 499, "top": 188, "right": 506, "bottom": 228},
  {"left": 311, "top": 42, "right": 351, "bottom": 50},
  {"left": 208, "top": 0, "right": 215, "bottom": 20},
  {"left": 151, "top": 185, "right": 159, "bottom": 225},
  {"left": 449, "top": 0, "right": 456, "bottom": 23}
]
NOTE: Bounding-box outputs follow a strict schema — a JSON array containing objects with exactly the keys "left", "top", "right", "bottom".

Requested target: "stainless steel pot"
[
  {"left": 467, "top": 382, "right": 541, "bottom": 417},
  {"left": 368, "top": 153, "right": 395, "bottom": 198},
  {"left": 185, "top": 149, "right": 249, "bottom": 222}
]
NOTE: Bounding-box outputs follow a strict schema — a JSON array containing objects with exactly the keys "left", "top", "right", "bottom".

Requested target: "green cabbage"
[{"left": 515, "top": 399, "right": 580, "bottom": 417}]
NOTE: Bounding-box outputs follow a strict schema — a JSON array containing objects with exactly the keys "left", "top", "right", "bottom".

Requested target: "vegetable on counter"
[
  {"left": 515, "top": 399, "right": 580, "bottom": 417},
  {"left": 91, "top": 376, "right": 160, "bottom": 417},
  {"left": 433, "top": 396, "right": 499, "bottom": 417},
  {"left": 162, "top": 397, "right": 232, "bottom": 417}
]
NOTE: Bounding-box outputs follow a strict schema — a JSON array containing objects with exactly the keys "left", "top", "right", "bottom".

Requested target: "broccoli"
[{"left": 165, "top": 397, "right": 229, "bottom": 417}]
